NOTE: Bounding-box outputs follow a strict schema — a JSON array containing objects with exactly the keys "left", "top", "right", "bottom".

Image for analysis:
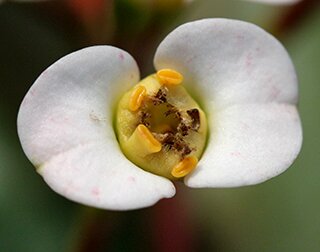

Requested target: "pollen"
[
  {"left": 156, "top": 69, "right": 183, "bottom": 86},
  {"left": 171, "top": 156, "right": 198, "bottom": 178},
  {"left": 129, "top": 85, "right": 146, "bottom": 111}
]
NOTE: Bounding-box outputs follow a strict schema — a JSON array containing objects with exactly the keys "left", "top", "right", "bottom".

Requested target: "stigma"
[{"left": 116, "top": 69, "right": 207, "bottom": 180}]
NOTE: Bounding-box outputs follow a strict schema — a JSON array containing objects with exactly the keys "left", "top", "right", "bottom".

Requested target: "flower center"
[{"left": 115, "top": 69, "right": 207, "bottom": 180}]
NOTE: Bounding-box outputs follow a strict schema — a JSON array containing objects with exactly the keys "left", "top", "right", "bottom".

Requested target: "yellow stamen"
[
  {"left": 156, "top": 69, "right": 183, "bottom": 86},
  {"left": 171, "top": 156, "right": 198, "bottom": 178},
  {"left": 129, "top": 86, "right": 146, "bottom": 111},
  {"left": 126, "top": 124, "right": 162, "bottom": 157},
  {"left": 137, "top": 125, "right": 161, "bottom": 151}
]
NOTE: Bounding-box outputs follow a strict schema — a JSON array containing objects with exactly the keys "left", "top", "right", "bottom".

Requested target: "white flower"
[{"left": 17, "top": 18, "right": 302, "bottom": 210}]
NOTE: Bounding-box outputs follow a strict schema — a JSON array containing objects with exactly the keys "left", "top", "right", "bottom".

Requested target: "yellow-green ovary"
[{"left": 115, "top": 74, "right": 207, "bottom": 180}]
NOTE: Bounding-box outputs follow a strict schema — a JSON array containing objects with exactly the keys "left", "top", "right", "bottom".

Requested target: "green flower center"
[{"left": 115, "top": 69, "right": 207, "bottom": 180}]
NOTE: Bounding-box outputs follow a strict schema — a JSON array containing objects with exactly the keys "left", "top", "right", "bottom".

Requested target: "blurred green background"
[{"left": 1, "top": 0, "right": 319, "bottom": 251}]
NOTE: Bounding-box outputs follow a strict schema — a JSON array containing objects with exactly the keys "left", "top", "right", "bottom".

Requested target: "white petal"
[
  {"left": 18, "top": 46, "right": 137, "bottom": 165},
  {"left": 184, "top": 103, "right": 302, "bottom": 187},
  {"left": 18, "top": 46, "right": 175, "bottom": 210},
  {"left": 154, "top": 19, "right": 298, "bottom": 111},
  {"left": 39, "top": 142, "right": 175, "bottom": 210},
  {"left": 154, "top": 19, "right": 301, "bottom": 187}
]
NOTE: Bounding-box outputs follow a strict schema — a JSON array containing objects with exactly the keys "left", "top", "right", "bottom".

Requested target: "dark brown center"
[{"left": 138, "top": 87, "right": 200, "bottom": 158}]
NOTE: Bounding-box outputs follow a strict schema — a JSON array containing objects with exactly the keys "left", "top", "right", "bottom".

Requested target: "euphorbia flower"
[{"left": 18, "top": 18, "right": 302, "bottom": 210}]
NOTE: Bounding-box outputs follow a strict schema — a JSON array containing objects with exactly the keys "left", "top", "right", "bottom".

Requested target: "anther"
[
  {"left": 126, "top": 124, "right": 162, "bottom": 157},
  {"left": 156, "top": 69, "right": 183, "bottom": 86},
  {"left": 129, "top": 86, "right": 146, "bottom": 111},
  {"left": 171, "top": 156, "right": 198, "bottom": 178}
]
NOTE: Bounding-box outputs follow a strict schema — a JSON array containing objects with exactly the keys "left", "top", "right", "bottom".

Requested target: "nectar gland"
[{"left": 116, "top": 69, "right": 207, "bottom": 180}]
